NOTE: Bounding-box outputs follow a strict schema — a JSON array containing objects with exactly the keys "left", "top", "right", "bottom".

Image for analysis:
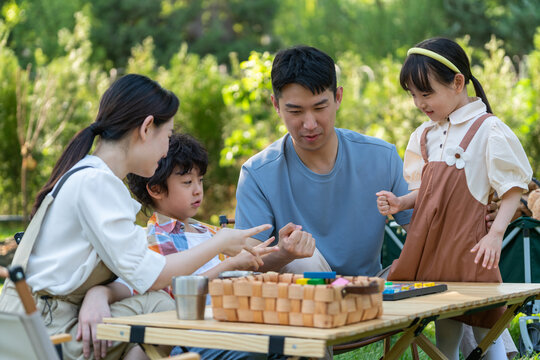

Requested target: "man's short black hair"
[
  {"left": 271, "top": 45, "right": 337, "bottom": 100},
  {"left": 127, "top": 133, "right": 208, "bottom": 209}
]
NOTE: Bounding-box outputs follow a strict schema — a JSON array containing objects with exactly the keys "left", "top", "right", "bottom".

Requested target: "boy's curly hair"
[{"left": 127, "top": 133, "right": 208, "bottom": 210}]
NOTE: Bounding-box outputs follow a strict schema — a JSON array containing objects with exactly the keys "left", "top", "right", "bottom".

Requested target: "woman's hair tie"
[
  {"left": 407, "top": 47, "right": 460, "bottom": 73},
  {"left": 88, "top": 123, "right": 102, "bottom": 136}
]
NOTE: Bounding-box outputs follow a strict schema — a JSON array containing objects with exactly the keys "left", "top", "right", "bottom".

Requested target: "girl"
[
  {"left": 0, "top": 74, "right": 268, "bottom": 360},
  {"left": 376, "top": 38, "right": 532, "bottom": 359}
]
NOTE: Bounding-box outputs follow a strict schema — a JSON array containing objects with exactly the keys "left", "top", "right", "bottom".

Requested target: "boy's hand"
[
  {"left": 277, "top": 223, "right": 316, "bottom": 260},
  {"left": 230, "top": 237, "right": 279, "bottom": 270},
  {"left": 376, "top": 190, "right": 400, "bottom": 216},
  {"left": 470, "top": 232, "right": 502, "bottom": 270},
  {"left": 217, "top": 224, "right": 271, "bottom": 257}
]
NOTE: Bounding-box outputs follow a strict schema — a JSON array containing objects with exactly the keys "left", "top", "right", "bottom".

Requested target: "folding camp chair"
[
  {"left": 0, "top": 265, "right": 200, "bottom": 360},
  {"left": 0, "top": 265, "right": 71, "bottom": 360},
  {"left": 499, "top": 216, "right": 540, "bottom": 356}
]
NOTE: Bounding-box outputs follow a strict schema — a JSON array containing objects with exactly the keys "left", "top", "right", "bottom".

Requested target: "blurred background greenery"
[{"left": 0, "top": 0, "right": 539, "bottom": 225}]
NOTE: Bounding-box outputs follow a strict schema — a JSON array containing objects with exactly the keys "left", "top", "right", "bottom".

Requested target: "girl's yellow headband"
[{"left": 407, "top": 47, "right": 460, "bottom": 73}]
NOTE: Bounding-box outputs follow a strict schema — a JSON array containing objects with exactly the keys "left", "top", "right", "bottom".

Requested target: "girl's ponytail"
[
  {"left": 31, "top": 126, "right": 98, "bottom": 216},
  {"left": 470, "top": 75, "right": 492, "bottom": 113}
]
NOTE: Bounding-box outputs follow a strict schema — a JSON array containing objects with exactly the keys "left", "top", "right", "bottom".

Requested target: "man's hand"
[
  {"left": 485, "top": 201, "right": 499, "bottom": 229},
  {"left": 277, "top": 223, "right": 316, "bottom": 260}
]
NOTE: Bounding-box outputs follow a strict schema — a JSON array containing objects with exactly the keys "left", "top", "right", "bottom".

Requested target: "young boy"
[
  {"left": 125, "top": 133, "right": 280, "bottom": 359},
  {"left": 127, "top": 132, "right": 276, "bottom": 290}
]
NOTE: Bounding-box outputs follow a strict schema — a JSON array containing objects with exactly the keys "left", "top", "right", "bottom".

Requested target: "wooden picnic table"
[{"left": 97, "top": 282, "right": 540, "bottom": 359}]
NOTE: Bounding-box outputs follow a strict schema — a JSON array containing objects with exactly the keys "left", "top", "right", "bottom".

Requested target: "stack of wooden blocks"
[{"left": 209, "top": 272, "right": 384, "bottom": 328}]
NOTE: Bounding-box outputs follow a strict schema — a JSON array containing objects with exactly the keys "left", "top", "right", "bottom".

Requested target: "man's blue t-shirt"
[{"left": 235, "top": 128, "right": 412, "bottom": 276}]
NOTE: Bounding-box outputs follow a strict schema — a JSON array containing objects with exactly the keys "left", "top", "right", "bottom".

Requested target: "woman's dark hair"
[
  {"left": 399, "top": 37, "right": 492, "bottom": 113},
  {"left": 271, "top": 45, "right": 337, "bottom": 100},
  {"left": 32, "top": 74, "right": 179, "bottom": 216},
  {"left": 127, "top": 133, "right": 208, "bottom": 210}
]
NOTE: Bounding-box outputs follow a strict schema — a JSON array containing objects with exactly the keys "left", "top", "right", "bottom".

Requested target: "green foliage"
[
  {"left": 0, "top": 20, "right": 20, "bottom": 213},
  {"left": 1, "top": 1, "right": 540, "bottom": 217},
  {"left": 221, "top": 51, "right": 281, "bottom": 168}
]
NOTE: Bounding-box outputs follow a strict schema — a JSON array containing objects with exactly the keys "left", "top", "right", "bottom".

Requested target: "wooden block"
[
  {"left": 277, "top": 282, "right": 289, "bottom": 298},
  {"left": 303, "top": 285, "right": 315, "bottom": 300},
  {"left": 345, "top": 297, "right": 357, "bottom": 312},
  {"left": 263, "top": 311, "right": 279, "bottom": 324},
  {"left": 238, "top": 296, "right": 249, "bottom": 309},
  {"left": 346, "top": 310, "right": 363, "bottom": 324},
  {"left": 292, "top": 274, "right": 303, "bottom": 283},
  {"left": 343, "top": 276, "right": 354, "bottom": 282},
  {"left": 225, "top": 309, "right": 237, "bottom": 321},
  {"left": 313, "top": 314, "right": 333, "bottom": 328},
  {"left": 213, "top": 307, "right": 227, "bottom": 321},
  {"left": 315, "top": 301, "right": 328, "bottom": 315},
  {"left": 290, "top": 299, "right": 302, "bottom": 313},
  {"left": 314, "top": 286, "right": 335, "bottom": 302},
  {"left": 278, "top": 312, "right": 289, "bottom": 325},
  {"left": 263, "top": 272, "right": 279, "bottom": 282},
  {"left": 362, "top": 306, "right": 379, "bottom": 321},
  {"left": 278, "top": 273, "right": 293, "bottom": 283},
  {"left": 289, "top": 312, "right": 304, "bottom": 326},
  {"left": 253, "top": 274, "right": 264, "bottom": 281},
  {"left": 251, "top": 281, "right": 263, "bottom": 297},
  {"left": 356, "top": 294, "right": 370, "bottom": 310},
  {"left": 276, "top": 298, "right": 291, "bottom": 312},
  {"left": 223, "top": 295, "right": 239, "bottom": 309},
  {"left": 237, "top": 309, "right": 253, "bottom": 322},
  {"left": 288, "top": 284, "right": 304, "bottom": 299},
  {"left": 250, "top": 297, "right": 265, "bottom": 311},
  {"left": 333, "top": 312, "right": 347, "bottom": 327},
  {"left": 222, "top": 279, "right": 234, "bottom": 295},
  {"left": 302, "top": 313, "right": 313, "bottom": 327},
  {"left": 262, "top": 283, "right": 278, "bottom": 298},
  {"left": 209, "top": 280, "right": 223, "bottom": 295},
  {"left": 301, "top": 299, "right": 315, "bottom": 314},
  {"left": 252, "top": 310, "right": 264, "bottom": 323},
  {"left": 327, "top": 301, "right": 340, "bottom": 315},
  {"left": 211, "top": 295, "right": 223, "bottom": 308},
  {"left": 376, "top": 304, "right": 383, "bottom": 318},
  {"left": 264, "top": 298, "right": 276, "bottom": 311},
  {"left": 233, "top": 281, "right": 252, "bottom": 296},
  {"left": 371, "top": 293, "right": 382, "bottom": 307}
]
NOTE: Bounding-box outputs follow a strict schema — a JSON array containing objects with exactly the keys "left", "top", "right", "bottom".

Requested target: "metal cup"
[{"left": 172, "top": 275, "right": 209, "bottom": 320}]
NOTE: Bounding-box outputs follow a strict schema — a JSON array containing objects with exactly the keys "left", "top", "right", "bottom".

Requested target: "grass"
[
  {"left": 0, "top": 221, "right": 24, "bottom": 242},
  {"left": 335, "top": 318, "right": 540, "bottom": 359}
]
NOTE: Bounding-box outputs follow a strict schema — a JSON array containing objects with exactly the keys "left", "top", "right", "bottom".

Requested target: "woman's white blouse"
[
  {"left": 26, "top": 155, "right": 166, "bottom": 295},
  {"left": 403, "top": 99, "right": 532, "bottom": 205}
]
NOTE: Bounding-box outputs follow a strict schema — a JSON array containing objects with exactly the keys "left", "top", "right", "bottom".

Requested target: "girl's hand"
[
  {"left": 229, "top": 237, "right": 279, "bottom": 270},
  {"left": 77, "top": 286, "right": 113, "bottom": 359},
  {"left": 470, "top": 232, "right": 503, "bottom": 270},
  {"left": 216, "top": 224, "right": 271, "bottom": 257},
  {"left": 376, "top": 190, "right": 400, "bottom": 215}
]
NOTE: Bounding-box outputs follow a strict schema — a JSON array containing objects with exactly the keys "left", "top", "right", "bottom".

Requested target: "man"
[
  {"left": 234, "top": 45, "right": 514, "bottom": 359},
  {"left": 234, "top": 45, "right": 412, "bottom": 276}
]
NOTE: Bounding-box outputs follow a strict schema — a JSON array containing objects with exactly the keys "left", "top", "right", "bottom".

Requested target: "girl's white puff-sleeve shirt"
[
  {"left": 26, "top": 155, "right": 166, "bottom": 295},
  {"left": 403, "top": 98, "right": 532, "bottom": 205}
]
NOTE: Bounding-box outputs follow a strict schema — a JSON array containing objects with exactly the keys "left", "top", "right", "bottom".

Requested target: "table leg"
[
  {"left": 415, "top": 334, "right": 446, "bottom": 360},
  {"left": 465, "top": 303, "right": 520, "bottom": 360},
  {"left": 383, "top": 317, "right": 438, "bottom": 360}
]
